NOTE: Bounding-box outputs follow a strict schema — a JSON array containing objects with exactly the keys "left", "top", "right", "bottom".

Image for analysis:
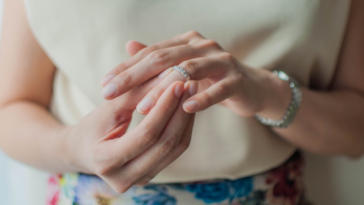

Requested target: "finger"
[
  {"left": 135, "top": 113, "right": 195, "bottom": 186},
  {"left": 136, "top": 71, "right": 187, "bottom": 115},
  {"left": 135, "top": 55, "right": 232, "bottom": 114},
  {"left": 111, "top": 82, "right": 196, "bottom": 192},
  {"left": 101, "top": 30, "right": 211, "bottom": 87},
  {"left": 102, "top": 44, "right": 202, "bottom": 99},
  {"left": 183, "top": 75, "right": 241, "bottom": 113},
  {"left": 178, "top": 53, "right": 236, "bottom": 81},
  {"left": 175, "top": 30, "right": 206, "bottom": 44},
  {"left": 95, "top": 75, "right": 167, "bottom": 143},
  {"left": 101, "top": 37, "right": 188, "bottom": 86},
  {"left": 126, "top": 40, "right": 147, "bottom": 57},
  {"left": 106, "top": 69, "right": 171, "bottom": 112},
  {"left": 96, "top": 81, "right": 185, "bottom": 176},
  {"left": 93, "top": 75, "right": 169, "bottom": 151},
  {"left": 137, "top": 72, "right": 198, "bottom": 115}
]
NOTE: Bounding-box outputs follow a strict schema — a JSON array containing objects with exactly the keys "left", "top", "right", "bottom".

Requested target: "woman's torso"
[{"left": 24, "top": 0, "right": 350, "bottom": 183}]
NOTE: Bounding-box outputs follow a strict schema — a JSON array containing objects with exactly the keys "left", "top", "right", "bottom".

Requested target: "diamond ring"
[{"left": 172, "top": 65, "right": 191, "bottom": 81}]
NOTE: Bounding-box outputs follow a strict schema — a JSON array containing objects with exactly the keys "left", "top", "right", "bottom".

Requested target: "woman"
[{"left": 0, "top": 0, "right": 363, "bottom": 204}]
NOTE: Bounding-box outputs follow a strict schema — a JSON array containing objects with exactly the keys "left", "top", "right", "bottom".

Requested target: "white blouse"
[{"left": 24, "top": 0, "right": 350, "bottom": 183}]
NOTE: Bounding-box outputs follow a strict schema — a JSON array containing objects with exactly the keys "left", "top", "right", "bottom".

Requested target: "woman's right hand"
[
  {"left": 0, "top": 0, "right": 196, "bottom": 193},
  {"left": 59, "top": 80, "right": 197, "bottom": 193}
]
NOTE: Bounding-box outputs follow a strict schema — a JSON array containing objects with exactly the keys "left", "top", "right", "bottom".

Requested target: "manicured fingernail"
[
  {"left": 175, "top": 83, "right": 183, "bottom": 97},
  {"left": 102, "top": 83, "right": 117, "bottom": 98},
  {"left": 101, "top": 74, "right": 115, "bottom": 86},
  {"left": 158, "top": 68, "right": 172, "bottom": 78},
  {"left": 184, "top": 101, "right": 198, "bottom": 112},
  {"left": 189, "top": 81, "right": 198, "bottom": 95},
  {"left": 137, "top": 97, "right": 153, "bottom": 113},
  {"left": 184, "top": 82, "right": 189, "bottom": 90}
]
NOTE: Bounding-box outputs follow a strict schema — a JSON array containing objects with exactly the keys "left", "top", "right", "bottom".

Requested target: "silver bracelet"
[{"left": 254, "top": 70, "right": 302, "bottom": 128}]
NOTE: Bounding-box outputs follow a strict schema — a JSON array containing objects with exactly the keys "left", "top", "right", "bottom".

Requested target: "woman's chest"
[{"left": 27, "top": 0, "right": 323, "bottom": 105}]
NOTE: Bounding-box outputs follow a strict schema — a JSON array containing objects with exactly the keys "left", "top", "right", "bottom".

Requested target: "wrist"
[
  {"left": 51, "top": 125, "right": 88, "bottom": 173},
  {"left": 257, "top": 70, "right": 292, "bottom": 120}
]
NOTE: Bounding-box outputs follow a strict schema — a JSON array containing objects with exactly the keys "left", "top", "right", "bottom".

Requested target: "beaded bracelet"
[{"left": 254, "top": 70, "right": 302, "bottom": 128}]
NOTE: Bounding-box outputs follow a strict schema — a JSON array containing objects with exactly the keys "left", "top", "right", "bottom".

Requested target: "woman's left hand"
[{"left": 101, "top": 31, "right": 290, "bottom": 118}]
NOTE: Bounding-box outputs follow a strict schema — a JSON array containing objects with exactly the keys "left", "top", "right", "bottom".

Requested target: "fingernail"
[
  {"left": 101, "top": 74, "right": 115, "bottom": 86},
  {"left": 189, "top": 81, "right": 198, "bottom": 96},
  {"left": 184, "top": 82, "right": 189, "bottom": 90},
  {"left": 158, "top": 68, "right": 172, "bottom": 78},
  {"left": 184, "top": 101, "right": 198, "bottom": 112},
  {"left": 102, "top": 83, "right": 117, "bottom": 98},
  {"left": 175, "top": 83, "right": 183, "bottom": 97},
  {"left": 137, "top": 97, "right": 153, "bottom": 113}
]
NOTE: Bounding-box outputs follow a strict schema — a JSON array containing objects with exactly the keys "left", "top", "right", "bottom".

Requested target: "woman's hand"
[
  {"left": 100, "top": 31, "right": 291, "bottom": 119},
  {"left": 0, "top": 0, "right": 197, "bottom": 191},
  {"left": 61, "top": 80, "right": 197, "bottom": 193}
]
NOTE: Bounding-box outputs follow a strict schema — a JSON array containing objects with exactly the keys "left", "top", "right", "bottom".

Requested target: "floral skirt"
[{"left": 47, "top": 151, "right": 312, "bottom": 205}]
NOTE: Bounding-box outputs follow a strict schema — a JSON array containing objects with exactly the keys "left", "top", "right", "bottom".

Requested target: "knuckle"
[
  {"left": 113, "top": 182, "right": 131, "bottom": 194},
  {"left": 234, "top": 72, "right": 245, "bottom": 83},
  {"left": 115, "top": 71, "right": 132, "bottom": 88},
  {"left": 141, "top": 45, "right": 159, "bottom": 57},
  {"left": 181, "top": 61, "right": 199, "bottom": 76},
  {"left": 115, "top": 63, "right": 128, "bottom": 74},
  {"left": 216, "top": 83, "right": 230, "bottom": 96},
  {"left": 112, "top": 110, "right": 131, "bottom": 125},
  {"left": 220, "top": 53, "right": 236, "bottom": 64},
  {"left": 149, "top": 50, "right": 170, "bottom": 66},
  {"left": 186, "top": 30, "right": 203, "bottom": 38},
  {"left": 177, "top": 140, "right": 191, "bottom": 153},
  {"left": 138, "top": 130, "right": 159, "bottom": 147},
  {"left": 150, "top": 86, "right": 165, "bottom": 99},
  {"left": 135, "top": 180, "right": 149, "bottom": 186},
  {"left": 200, "top": 92, "right": 213, "bottom": 107},
  {"left": 116, "top": 176, "right": 137, "bottom": 193},
  {"left": 131, "top": 83, "right": 143, "bottom": 92},
  {"left": 136, "top": 175, "right": 154, "bottom": 186},
  {"left": 158, "top": 136, "right": 179, "bottom": 157},
  {"left": 160, "top": 103, "right": 175, "bottom": 114},
  {"left": 155, "top": 99, "right": 176, "bottom": 114},
  {"left": 173, "top": 37, "right": 186, "bottom": 45},
  {"left": 202, "top": 39, "right": 221, "bottom": 49},
  {"left": 144, "top": 175, "right": 154, "bottom": 182}
]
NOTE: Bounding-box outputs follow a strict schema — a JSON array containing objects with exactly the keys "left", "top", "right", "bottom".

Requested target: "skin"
[
  {"left": 0, "top": 0, "right": 363, "bottom": 194},
  {"left": 102, "top": 0, "right": 364, "bottom": 158},
  {"left": 0, "top": 0, "right": 197, "bottom": 193}
]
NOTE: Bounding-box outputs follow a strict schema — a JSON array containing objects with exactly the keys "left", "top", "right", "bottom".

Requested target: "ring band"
[{"left": 172, "top": 65, "right": 191, "bottom": 81}]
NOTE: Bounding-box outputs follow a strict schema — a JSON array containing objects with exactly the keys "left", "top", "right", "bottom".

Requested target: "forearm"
[
  {"left": 263, "top": 0, "right": 364, "bottom": 158},
  {"left": 0, "top": 100, "right": 78, "bottom": 173},
  {"left": 258, "top": 71, "right": 364, "bottom": 158},
  {"left": 273, "top": 88, "right": 364, "bottom": 157}
]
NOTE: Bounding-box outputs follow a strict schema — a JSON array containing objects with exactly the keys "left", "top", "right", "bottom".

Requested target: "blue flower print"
[
  {"left": 229, "top": 177, "right": 253, "bottom": 202},
  {"left": 132, "top": 184, "right": 177, "bottom": 205},
  {"left": 186, "top": 181, "right": 230, "bottom": 204},
  {"left": 184, "top": 177, "right": 254, "bottom": 204}
]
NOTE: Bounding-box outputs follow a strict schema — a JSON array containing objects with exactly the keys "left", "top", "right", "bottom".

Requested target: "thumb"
[{"left": 126, "top": 40, "right": 148, "bottom": 57}]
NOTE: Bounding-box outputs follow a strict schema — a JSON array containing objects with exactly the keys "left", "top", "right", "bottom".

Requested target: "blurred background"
[{"left": 1, "top": 0, "right": 364, "bottom": 204}]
